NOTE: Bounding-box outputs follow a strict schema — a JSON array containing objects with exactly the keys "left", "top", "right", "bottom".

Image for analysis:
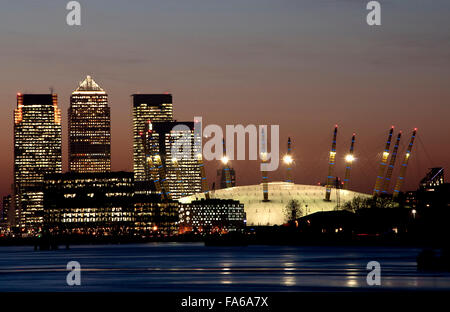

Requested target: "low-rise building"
[
  {"left": 179, "top": 199, "right": 245, "bottom": 234},
  {"left": 404, "top": 168, "right": 449, "bottom": 210},
  {"left": 134, "top": 194, "right": 179, "bottom": 237},
  {"left": 43, "top": 172, "right": 134, "bottom": 235}
]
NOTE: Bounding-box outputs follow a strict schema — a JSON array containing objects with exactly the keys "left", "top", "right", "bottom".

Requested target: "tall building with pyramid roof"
[
  {"left": 69, "top": 75, "right": 111, "bottom": 173},
  {"left": 73, "top": 75, "right": 105, "bottom": 93}
]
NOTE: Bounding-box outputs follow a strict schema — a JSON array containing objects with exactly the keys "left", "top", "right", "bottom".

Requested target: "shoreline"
[{"left": 0, "top": 235, "right": 445, "bottom": 249}]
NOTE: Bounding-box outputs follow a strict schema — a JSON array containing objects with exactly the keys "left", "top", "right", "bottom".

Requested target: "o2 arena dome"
[{"left": 180, "top": 182, "right": 370, "bottom": 226}]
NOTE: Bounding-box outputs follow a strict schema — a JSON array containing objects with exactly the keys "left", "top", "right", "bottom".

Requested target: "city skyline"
[
  {"left": 1, "top": 1, "right": 450, "bottom": 297},
  {"left": 1, "top": 0, "right": 450, "bottom": 198},
  {"left": 2, "top": 78, "right": 447, "bottom": 199}
]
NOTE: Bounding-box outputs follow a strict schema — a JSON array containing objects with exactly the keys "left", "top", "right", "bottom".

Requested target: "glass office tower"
[
  {"left": 69, "top": 75, "right": 111, "bottom": 173},
  {"left": 132, "top": 94, "right": 173, "bottom": 193},
  {"left": 14, "top": 93, "right": 62, "bottom": 229}
]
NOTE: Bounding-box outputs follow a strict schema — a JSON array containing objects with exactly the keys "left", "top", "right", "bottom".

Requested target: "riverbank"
[{"left": 1, "top": 229, "right": 448, "bottom": 249}]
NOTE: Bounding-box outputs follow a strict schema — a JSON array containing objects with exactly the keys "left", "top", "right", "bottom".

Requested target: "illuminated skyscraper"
[
  {"left": 14, "top": 94, "right": 62, "bottom": 229},
  {"left": 152, "top": 122, "right": 202, "bottom": 199},
  {"left": 69, "top": 75, "right": 111, "bottom": 173},
  {"left": 132, "top": 94, "right": 173, "bottom": 193}
]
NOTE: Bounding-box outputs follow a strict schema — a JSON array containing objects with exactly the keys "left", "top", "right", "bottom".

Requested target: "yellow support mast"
[
  {"left": 325, "top": 125, "right": 338, "bottom": 201},
  {"left": 221, "top": 139, "right": 232, "bottom": 188},
  {"left": 342, "top": 133, "right": 356, "bottom": 190},
  {"left": 261, "top": 127, "right": 269, "bottom": 202},
  {"left": 373, "top": 126, "right": 394, "bottom": 196},
  {"left": 381, "top": 131, "right": 402, "bottom": 194},
  {"left": 393, "top": 128, "right": 417, "bottom": 198},
  {"left": 283, "top": 137, "right": 293, "bottom": 183}
]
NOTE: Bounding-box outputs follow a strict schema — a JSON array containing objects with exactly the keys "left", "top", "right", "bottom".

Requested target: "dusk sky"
[{"left": 1, "top": 0, "right": 449, "bottom": 198}]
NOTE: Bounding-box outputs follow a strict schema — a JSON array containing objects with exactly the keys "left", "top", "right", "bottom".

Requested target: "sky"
[{"left": 1, "top": 0, "right": 449, "bottom": 198}]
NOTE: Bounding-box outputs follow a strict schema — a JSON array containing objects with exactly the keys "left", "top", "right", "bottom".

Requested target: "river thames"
[{"left": 1, "top": 243, "right": 449, "bottom": 291}]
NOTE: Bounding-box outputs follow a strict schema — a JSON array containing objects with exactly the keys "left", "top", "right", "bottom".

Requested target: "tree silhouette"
[{"left": 285, "top": 199, "right": 303, "bottom": 223}]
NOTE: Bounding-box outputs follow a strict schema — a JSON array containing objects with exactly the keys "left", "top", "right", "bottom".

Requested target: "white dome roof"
[{"left": 180, "top": 182, "right": 370, "bottom": 226}]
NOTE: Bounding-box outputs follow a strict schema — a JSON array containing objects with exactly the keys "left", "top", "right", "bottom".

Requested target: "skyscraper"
[
  {"left": 14, "top": 94, "right": 62, "bottom": 229},
  {"left": 152, "top": 121, "right": 202, "bottom": 199},
  {"left": 69, "top": 75, "right": 111, "bottom": 173},
  {"left": 132, "top": 94, "right": 173, "bottom": 193}
]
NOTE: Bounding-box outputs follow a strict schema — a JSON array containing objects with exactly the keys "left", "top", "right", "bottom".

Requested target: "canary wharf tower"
[
  {"left": 132, "top": 94, "right": 173, "bottom": 193},
  {"left": 69, "top": 76, "right": 111, "bottom": 173},
  {"left": 14, "top": 94, "right": 62, "bottom": 228}
]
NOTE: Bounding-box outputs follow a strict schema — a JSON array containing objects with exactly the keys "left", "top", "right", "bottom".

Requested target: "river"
[{"left": 1, "top": 243, "right": 449, "bottom": 291}]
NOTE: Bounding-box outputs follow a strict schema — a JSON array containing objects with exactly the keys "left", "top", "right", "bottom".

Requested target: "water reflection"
[
  {"left": 1, "top": 244, "right": 450, "bottom": 291},
  {"left": 345, "top": 275, "right": 359, "bottom": 287}
]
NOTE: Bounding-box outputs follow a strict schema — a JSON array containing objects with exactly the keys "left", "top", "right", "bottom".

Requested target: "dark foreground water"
[{"left": 1, "top": 243, "right": 450, "bottom": 291}]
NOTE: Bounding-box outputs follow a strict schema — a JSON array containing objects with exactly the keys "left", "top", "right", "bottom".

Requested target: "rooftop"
[
  {"left": 132, "top": 94, "right": 172, "bottom": 107},
  {"left": 181, "top": 182, "right": 370, "bottom": 226},
  {"left": 73, "top": 75, "right": 106, "bottom": 93}
]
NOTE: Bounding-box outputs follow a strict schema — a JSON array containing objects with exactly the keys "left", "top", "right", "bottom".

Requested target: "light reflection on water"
[{"left": 0, "top": 243, "right": 449, "bottom": 291}]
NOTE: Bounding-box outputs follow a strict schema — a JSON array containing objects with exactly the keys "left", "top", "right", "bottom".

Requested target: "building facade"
[
  {"left": 44, "top": 172, "right": 134, "bottom": 234},
  {"left": 419, "top": 167, "right": 444, "bottom": 191},
  {"left": 132, "top": 94, "right": 173, "bottom": 193},
  {"left": 179, "top": 199, "right": 246, "bottom": 234},
  {"left": 43, "top": 172, "right": 179, "bottom": 237},
  {"left": 14, "top": 94, "right": 62, "bottom": 230},
  {"left": 405, "top": 168, "right": 449, "bottom": 210},
  {"left": 2, "top": 195, "right": 11, "bottom": 223},
  {"left": 134, "top": 194, "right": 179, "bottom": 236},
  {"left": 69, "top": 76, "right": 111, "bottom": 173},
  {"left": 152, "top": 122, "right": 202, "bottom": 199}
]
